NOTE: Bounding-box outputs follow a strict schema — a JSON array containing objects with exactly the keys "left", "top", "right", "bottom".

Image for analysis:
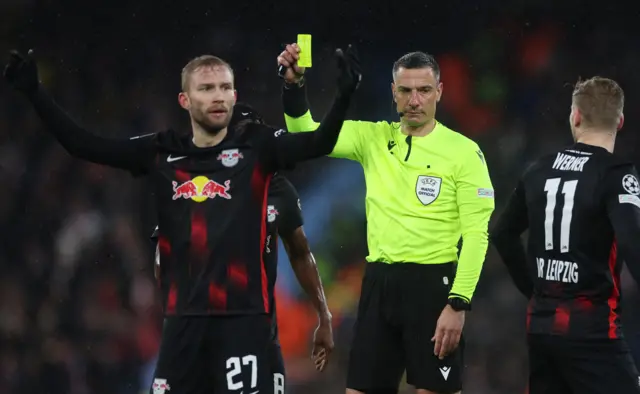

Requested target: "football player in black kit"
[
  {"left": 3, "top": 46, "right": 360, "bottom": 394},
  {"left": 150, "top": 104, "right": 334, "bottom": 394},
  {"left": 491, "top": 76, "right": 640, "bottom": 394}
]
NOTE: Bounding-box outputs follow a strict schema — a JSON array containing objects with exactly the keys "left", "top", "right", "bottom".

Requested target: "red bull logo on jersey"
[
  {"left": 217, "top": 148, "right": 244, "bottom": 167},
  {"left": 152, "top": 378, "right": 170, "bottom": 394},
  {"left": 172, "top": 176, "right": 231, "bottom": 202},
  {"left": 267, "top": 205, "right": 279, "bottom": 223}
]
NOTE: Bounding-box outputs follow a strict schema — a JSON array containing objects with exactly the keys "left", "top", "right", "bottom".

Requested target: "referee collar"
[{"left": 394, "top": 119, "right": 443, "bottom": 142}]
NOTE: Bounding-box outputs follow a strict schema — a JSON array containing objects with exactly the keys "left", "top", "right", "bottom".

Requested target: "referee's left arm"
[{"left": 451, "top": 147, "right": 495, "bottom": 304}]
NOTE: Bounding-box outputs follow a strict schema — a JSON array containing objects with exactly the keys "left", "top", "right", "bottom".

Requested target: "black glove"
[
  {"left": 335, "top": 45, "right": 362, "bottom": 96},
  {"left": 3, "top": 49, "right": 39, "bottom": 96}
]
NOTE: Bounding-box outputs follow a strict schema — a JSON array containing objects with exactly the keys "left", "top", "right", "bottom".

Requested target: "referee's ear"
[{"left": 436, "top": 81, "right": 443, "bottom": 103}]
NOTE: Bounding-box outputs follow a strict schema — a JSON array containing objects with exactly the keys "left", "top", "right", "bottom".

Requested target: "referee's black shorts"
[
  {"left": 528, "top": 334, "right": 640, "bottom": 394},
  {"left": 347, "top": 262, "right": 463, "bottom": 393}
]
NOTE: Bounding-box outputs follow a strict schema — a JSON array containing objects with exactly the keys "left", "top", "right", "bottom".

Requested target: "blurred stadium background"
[{"left": 1, "top": 0, "right": 640, "bottom": 393}]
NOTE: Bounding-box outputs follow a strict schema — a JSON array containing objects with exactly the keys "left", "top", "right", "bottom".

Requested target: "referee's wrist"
[
  {"left": 283, "top": 76, "right": 305, "bottom": 89},
  {"left": 447, "top": 294, "right": 471, "bottom": 311}
]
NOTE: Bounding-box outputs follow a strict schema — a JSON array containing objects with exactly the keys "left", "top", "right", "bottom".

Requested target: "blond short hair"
[
  {"left": 572, "top": 76, "right": 624, "bottom": 129},
  {"left": 181, "top": 55, "right": 233, "bottom": 91}
]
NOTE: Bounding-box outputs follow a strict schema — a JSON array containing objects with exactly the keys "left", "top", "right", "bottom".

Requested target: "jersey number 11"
[{"left": 544, "top": 178, "right": 578, "bottom": 253}]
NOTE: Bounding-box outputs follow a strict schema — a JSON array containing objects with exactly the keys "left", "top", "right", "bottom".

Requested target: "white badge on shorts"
[{"left": 416, "top": 175, "right": 442, "bottom": 205}]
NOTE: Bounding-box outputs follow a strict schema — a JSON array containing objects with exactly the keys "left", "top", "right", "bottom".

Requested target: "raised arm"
[
  {"left": 278, "top": 44, "right": 367, "bottom": 162},
  {"left": 4, "top": 50, "right": 156, "bottom": 174},
  {"left": 264, "top": 46, "right": 362, "bottom": 169}
]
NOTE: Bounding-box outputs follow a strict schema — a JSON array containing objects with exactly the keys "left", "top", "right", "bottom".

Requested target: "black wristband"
[
  {"left": 281, "top": 80, "right": 310, "bottom": 118},
  {"left": 447, "top": 296, "right": 471, "bottom": 311},
  {"left": 283, "top": 76, "right": 305, "bottom": 89}
]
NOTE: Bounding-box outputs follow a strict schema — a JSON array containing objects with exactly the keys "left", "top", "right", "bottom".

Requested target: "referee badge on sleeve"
[{"left": 416, "top": 175, "right": 442, "bottom": 205}]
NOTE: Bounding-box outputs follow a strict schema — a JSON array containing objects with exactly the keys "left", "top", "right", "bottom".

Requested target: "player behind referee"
[
  {"left": 277, "top": 45, "right": 495, "bottom": 394},
  {"left": 491, "top": 77, "right": 640, "bottom": 394}
]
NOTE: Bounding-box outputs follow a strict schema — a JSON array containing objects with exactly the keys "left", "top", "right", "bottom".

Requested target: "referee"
[{"left": 277, "top": 45, "right": 495, "bottom": 394}]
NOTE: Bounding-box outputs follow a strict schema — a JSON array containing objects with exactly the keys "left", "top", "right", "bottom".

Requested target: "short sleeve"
[
  {"left": 258, "top": 125, "right": 296, "bottom": 171},
  {"left": 275, "top": 177, "right": 304, "bottom": 236}
]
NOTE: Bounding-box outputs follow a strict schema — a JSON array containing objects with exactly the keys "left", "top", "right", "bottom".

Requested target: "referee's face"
[
  {"left": 392, "top": 67, "right": 442, "bottom": 128},
  {"left": 179, "top": 65, "right": 237, "bottom": 134}
]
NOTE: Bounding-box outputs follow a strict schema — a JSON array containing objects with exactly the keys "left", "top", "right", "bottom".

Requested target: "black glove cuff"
[
  {"left": 447, "top": 295, "right": 471, "bottom": 311},
  {"left": 281, "top": 81, "right": 310, "bottom": 118}
]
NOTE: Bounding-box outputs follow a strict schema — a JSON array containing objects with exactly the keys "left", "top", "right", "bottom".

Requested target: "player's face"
[
  {"left": 392, "top": 67, "right": 442, "bottom": 127},
  {"left": 178, "top": 66, "right": 237, "bottom": 134}
]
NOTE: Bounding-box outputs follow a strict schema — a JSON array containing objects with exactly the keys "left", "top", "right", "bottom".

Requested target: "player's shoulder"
[
  {"left": 238, "top": 122, "right": 288, "bottom": 143},
  {"left": 269, "top": 173, "right": 299, "bottom": 200},
  {"left": 602, "top": 154, "right": 640, "bottom": 191},
  {"left": 602, "top": 152, "right": 636, "bottom": 172},
  {"left": 523, "top": 144, "right": 632, "bottom": 183}
]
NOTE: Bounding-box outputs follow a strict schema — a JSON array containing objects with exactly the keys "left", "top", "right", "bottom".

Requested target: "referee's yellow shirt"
[{"left": 285, "top": 112, "right": 495, "bottom": 302}]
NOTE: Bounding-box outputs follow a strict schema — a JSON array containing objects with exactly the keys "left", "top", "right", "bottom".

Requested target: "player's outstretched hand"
[
  {"left": 431, "top": 304, "right": 465, "bottom": 360},
  {"left": 3, "top": 49, "right": 39, "bottom": 95},
  {"left": 335, "top": 45, "right": 362, "bottom": 96}
]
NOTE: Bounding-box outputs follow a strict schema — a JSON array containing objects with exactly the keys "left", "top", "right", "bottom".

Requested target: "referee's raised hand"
[
  {"left": 432, "top": 303, "right": 465, "bottom": 360},
  {"left": 334, "top": 45, "right": 362, "bottom": 96},
  {"left": 3, "top": 49, "right": 39, "bottom": 95},
  {"left": 277, "top": 43, "right": 306, "bottom": 84}
]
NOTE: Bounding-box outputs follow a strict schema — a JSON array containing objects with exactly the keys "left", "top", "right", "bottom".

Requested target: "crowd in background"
[{"left": 1, "top": 1, "right": 640, "bottom": 393}]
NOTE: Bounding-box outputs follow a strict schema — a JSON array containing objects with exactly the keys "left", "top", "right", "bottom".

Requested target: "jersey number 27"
[{"left": 543, "top": 178, "right": 578, "bottom": 253}]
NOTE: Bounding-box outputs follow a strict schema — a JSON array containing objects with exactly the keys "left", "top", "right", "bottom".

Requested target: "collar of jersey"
[
  {"left": 572, "top": 142, "right": 608, "bottom": 154},
  {"left": 391, "top": 119, "right": 443, "bottom": 142},
  {"left": 157, "top": 126, "right": 238, "bottom": 155}
]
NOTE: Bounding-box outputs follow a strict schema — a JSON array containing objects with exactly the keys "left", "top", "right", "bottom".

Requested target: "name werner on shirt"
[{"left": 552, "top": 153, "right": 590, "bottom": 172}]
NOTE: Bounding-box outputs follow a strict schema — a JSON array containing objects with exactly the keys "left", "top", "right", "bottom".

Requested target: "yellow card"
[{"left": 297, "top": 34, "right": 312, "bottom": 68}]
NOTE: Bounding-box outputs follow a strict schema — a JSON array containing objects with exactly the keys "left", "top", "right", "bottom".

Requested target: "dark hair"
[
  {"left": 181, "top": 55, "right": 233, "bottom": 91},
  {"left": 572, "top": 76, "right": 624, "bottom": 129},
  {"left": 392, "top": 52, "right": 440, "bottom": 81}
]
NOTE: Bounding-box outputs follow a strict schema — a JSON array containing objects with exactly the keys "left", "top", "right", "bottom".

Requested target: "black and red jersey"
[
  {"left": 152, "top": 172, "right": 304, "bottom": 333},
  {"left": 27, "top": 87, "right": 350, "bottom": 317},
  {"left": 492, "top": 143, "right": 640, "bottom": 339}
]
